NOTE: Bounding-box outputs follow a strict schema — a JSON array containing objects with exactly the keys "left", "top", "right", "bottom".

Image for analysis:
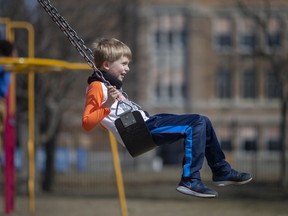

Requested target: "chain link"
[{"left": 37, "top": 0, "right": 111, "bottom": 87}]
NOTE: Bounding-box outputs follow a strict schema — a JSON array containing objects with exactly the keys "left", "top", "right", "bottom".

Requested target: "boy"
[{"left": 82, "top": 38, "right": 252, "bottom": 198}]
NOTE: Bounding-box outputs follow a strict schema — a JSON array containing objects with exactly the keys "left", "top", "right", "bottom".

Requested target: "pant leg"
[
  {"left": 202, "top": 116, "right": 231, "bottom": 175},
  {"left": 146, "top": 114, "right": 232, "bottom": 179},
  {"left": 146, "top": 113, "right": 206, "bottom": 180}
]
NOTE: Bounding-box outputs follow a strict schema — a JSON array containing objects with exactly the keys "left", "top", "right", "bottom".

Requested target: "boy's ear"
[{"left": 102, "top": 61, "right": 110, "bottom": 71}]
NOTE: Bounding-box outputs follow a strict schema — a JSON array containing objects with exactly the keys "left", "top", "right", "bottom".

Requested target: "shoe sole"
[
  {"left": 213, "top": 177, "right": 253, "bottom": 187},
  {"left": 176, "top": 186, "right": 217, "bottom": 198}
]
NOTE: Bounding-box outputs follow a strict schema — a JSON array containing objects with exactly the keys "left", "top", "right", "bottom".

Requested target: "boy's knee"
[
  {"left": 198, "top": 115, "right": 210, "bottom": 124},
  {"left": 200, "top": 115, "right": 213, "bottom": 128},
  {"left": 201, "top": 115, "right": 209, "bottom": 121},
  {"left": 191, "top": 114, "right": 207, "bottom": 125},
  {"left": 187, "top": 114, "right": 211, "bottom": 127}
]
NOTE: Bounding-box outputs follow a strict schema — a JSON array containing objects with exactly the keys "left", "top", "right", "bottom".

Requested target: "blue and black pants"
[{"left": 146, "top": 113, "right": 231, "bottom": 180}]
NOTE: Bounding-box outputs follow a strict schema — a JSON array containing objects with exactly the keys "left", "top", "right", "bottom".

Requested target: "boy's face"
[{"left": 103, "top": 56, "right": 130, "bottom": 81}]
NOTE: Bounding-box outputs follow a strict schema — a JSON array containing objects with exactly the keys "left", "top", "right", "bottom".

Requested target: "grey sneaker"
[{"left": 176, "top": 178, "right": 218, "bottom": 198}]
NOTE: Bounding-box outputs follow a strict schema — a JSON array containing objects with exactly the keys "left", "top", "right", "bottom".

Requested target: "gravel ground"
[
  {"left": 2, "top": 168, "right": 288, "bottom": 216},
  {"left": 5, "top": 195, "right": 288, "bottom": 216},
  {"left": 2, "top": 181, "right": 288, "bottom": 216}
]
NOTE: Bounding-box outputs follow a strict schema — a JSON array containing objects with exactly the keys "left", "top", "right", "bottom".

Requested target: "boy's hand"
[{"left": 105, "top": 86, "right": 120, "bottom": 107}]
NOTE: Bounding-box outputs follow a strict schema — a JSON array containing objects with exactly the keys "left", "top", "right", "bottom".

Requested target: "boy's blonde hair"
[{"left": 92, "top": 38, "right": 132, "bottom": 68}]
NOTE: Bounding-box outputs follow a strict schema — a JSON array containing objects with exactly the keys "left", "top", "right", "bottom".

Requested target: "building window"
[
  {"left": 150, "top": 13, "right": 187, "bottom": 104},
  {"left": 265, "top": 17, "right": 282, "bottom": 52},
  {"left": 213, "top": 17, "right": 233, "bottom": 53},
  {"left": 216, "top": 68, "right": 232, "bottom": 99},
  {"left": 242, "top": 69, "right": 257, "bottom": 99},
  {"left": 244, "top": 139, "right": 257, "bottom": 151},
  {"left": 240, "top": 127, "right": 258, "bottom": 151},
  {"left": 267, "top": 139, "right": 281, "bottom": 151},
  {"left": 240, "top": 32, "right": 256, "bottom": 53},
  {"left": 266, "top": 71, "right": 281, "bottom": 99},
  {"left": 239, "top": 18, "right": 257, "bottom": 54}
]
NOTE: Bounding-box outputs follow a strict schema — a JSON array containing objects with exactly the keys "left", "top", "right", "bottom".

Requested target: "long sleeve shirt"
[{"left": 82, "top": 81, "right": 149, "bottom": 146}]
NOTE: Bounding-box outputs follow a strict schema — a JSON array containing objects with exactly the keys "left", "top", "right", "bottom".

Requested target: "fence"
[{"left": 1, "top": 128, "right": 285, "bottom": 197}]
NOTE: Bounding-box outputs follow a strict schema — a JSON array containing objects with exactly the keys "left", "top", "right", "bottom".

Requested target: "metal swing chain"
[
  {"left": 37, "top": 0, "right": 111, "bottom": 87},
  {"left": 37, "top": 0, "right": 140, "bottom": 115}
]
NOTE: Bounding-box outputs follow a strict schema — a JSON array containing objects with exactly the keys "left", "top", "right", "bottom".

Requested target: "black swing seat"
[{"left": 115, "top": 110, "right": 157, "bottom": 157}]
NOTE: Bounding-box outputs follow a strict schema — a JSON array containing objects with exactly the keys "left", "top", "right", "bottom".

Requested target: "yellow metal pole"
[
  {"left": 27, "top": 71, "right": 35, "bottom": 213},
  {"left": 10, "top": 21, "right": 36, "bottom": 213},
  {"left": 108, "top": 132, "right": 128, "bottom": 216}
]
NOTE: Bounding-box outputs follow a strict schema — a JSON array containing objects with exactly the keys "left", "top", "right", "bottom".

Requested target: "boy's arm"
[{"left": 82, "top": 82, "right": 111, "bottom": 131}]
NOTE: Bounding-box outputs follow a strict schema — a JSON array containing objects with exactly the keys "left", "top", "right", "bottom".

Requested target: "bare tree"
[{"left": 236, "top": 0, "right": 288, "bottom": 189}]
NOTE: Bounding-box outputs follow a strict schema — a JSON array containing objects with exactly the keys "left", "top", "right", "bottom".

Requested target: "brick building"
[{"left": 129, "top": 0, "right": 287, "bottom": 158}]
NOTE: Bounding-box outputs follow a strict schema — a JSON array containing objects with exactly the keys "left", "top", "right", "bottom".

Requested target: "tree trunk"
[{"left": 42, "top": 139, "right": 56, "bottom": 192}]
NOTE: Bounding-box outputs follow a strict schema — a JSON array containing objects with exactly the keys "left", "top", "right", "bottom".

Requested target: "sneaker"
[
  {"left": 176, "top": 178, "right": 218, "bottom": 198},
  {"left": 213, "top": 169, "right": 253, "bottom": 186}
]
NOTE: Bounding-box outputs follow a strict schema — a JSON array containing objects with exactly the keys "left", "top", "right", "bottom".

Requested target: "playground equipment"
[
  {"left": 0, "top": 17, "right": 35, "bottom": 214},
  {"left": 0, "top": 57, "right": 90, "bottom": 72},
  {"left": 0, "top": 18, "right": 128, "bottom": 216}
]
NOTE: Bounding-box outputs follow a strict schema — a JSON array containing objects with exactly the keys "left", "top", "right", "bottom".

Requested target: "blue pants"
[{"left": 146, "top": 113, "right": 231, "bottom": 180}]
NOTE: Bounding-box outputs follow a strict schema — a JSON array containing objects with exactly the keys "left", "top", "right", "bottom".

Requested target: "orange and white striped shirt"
[{"left": 82, "top": 81, "right": 149, "bottom": 146}]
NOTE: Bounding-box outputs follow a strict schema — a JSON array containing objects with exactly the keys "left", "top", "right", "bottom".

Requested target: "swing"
[
  {"left": 37, "top": 0, "right": 157, "bottom": 157},
  {"left": 114, "top": 101, "right": 157, "bottom": 157}
]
